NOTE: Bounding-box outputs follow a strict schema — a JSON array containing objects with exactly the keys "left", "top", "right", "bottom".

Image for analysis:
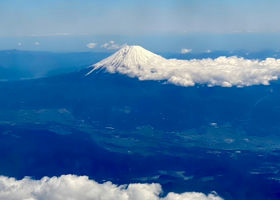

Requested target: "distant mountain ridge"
[{"left": 0, "top": 50, "right": 109, "bottom": 81}]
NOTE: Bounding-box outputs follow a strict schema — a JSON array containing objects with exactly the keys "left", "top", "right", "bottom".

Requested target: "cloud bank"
[
  {"left": 91, "top": 46, "right": 280, "bottom": 87},
  {"left": 0, "top": 175, "right": 222, "bottom": 200},
  {"left": 165, "top": 57, "right": 280, "bottom": 87}
]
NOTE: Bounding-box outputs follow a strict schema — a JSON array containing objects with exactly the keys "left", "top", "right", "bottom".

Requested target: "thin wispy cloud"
[
  {"left": 29, "top": 33, "right": 71, "bottom": 37},
  {"left": 86, "top": 42, "right": 97, "bottom": 49},
  {"left": 101, "top": 41, "right": 124, "bottom": 50},
  {"left": 181, "top": 48, "right": 192, "bottom": 54}
]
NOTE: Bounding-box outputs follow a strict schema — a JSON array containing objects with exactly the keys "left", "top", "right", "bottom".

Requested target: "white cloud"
[
  {"left": 0, "top": 175, "right": 223, "bottom": 200},
  {"left": 86, "top": 42, "right": 97, "bottom": 49},
  {"left": 17, "top": 42, "right": 22, "bottom": 46},
  {"left": 163, "top": 192, "right": 222, "bottom": 200},
  {"left": 181, "top": 48, "right": 192, "bottom": 54},
  {"left": 101, "top": 41, "right": 124, "bottom": 50},
  {"left": 91, "top": 45, "right": 280, "bottom": 87},
  {"left": 34, "top": 42, "right": 40, "bottom": 46},
  {"left": 205, "top": 50, "right": 212, "bottom": 53}
]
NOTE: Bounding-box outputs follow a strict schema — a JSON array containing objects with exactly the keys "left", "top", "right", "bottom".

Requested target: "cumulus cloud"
[
  {"left": 90, "top": 45, "right": 280, "bottom": 87},
  {"left": 86, "top": 42, "right": 97, "bottom": 49},
  {"left": 169, "top": 57, "right": 280, "bottom": 87},
  {"left": 0, "top": 175, "right": 223, "bottom": 200},
  {"left": 181, "top": 48, "right": 192, "bottom": 54},
  {"left": 101, "top": 41, "right": 124, "bottom": 50},
  {"left": 34, "top": 41, "right": 40, "bottom": 46},
  {"left": 17, "top": 42, "right": 22, "bottom": 46}
]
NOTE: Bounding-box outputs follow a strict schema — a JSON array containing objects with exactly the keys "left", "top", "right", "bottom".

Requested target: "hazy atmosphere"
[
  {"left": 1, "top": 0, "right": 280, "bottom": 52},
  {"left": 1, "top": 1, "right": 280, "bottom": 200}
]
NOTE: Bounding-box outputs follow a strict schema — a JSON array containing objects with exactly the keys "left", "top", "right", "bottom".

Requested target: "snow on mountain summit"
[
  {"left": 87, "top": 45, "right": 280, "bottom": 87},
  {"left": 96, "top": 45, "right": 168, "bottom": 67},
  {"left": 86, "top": 45, "right": 170, "bottom": 78}
]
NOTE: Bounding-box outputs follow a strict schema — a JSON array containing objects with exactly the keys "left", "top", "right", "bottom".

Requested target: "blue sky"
[{"left": 1, "top": 0, "right": 280, "bottom": 52}]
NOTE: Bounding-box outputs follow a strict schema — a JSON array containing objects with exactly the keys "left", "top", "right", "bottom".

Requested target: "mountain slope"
[
  {"left": 88, "top": 45, "right": 168, "bottom": 74},
  {"left": 0, "top": 67, "right": 279, "bottom": 134}
]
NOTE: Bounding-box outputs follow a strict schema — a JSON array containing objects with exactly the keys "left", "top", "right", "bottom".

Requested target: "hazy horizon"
[{"left": 1, "top": 0, "right": 280, "bottom": 52}]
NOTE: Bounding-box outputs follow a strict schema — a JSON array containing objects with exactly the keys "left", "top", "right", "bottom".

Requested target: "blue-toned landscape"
[
  {"left": 0, "top": 48, "right": 280, "bottom": 199},
  {"left": 1, "top": 0, "right": 280, "bottom": 200}
]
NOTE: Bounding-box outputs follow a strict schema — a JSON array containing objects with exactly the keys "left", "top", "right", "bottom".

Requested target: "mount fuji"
[{"left": 86, "top": 45, "right": 170, "bottom": 77}]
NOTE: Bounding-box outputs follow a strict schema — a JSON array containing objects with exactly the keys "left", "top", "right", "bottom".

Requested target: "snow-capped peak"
[{"left": 86, "top": 45, "right": 169, "bottom": 76}]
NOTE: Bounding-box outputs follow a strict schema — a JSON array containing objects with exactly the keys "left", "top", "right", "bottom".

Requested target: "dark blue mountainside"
[
  {"left": 2, "top": 67, "right": 280, "bottom": 135},
  {"left": 0, "top": 68, "right": 280, "bottom": 200}
]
